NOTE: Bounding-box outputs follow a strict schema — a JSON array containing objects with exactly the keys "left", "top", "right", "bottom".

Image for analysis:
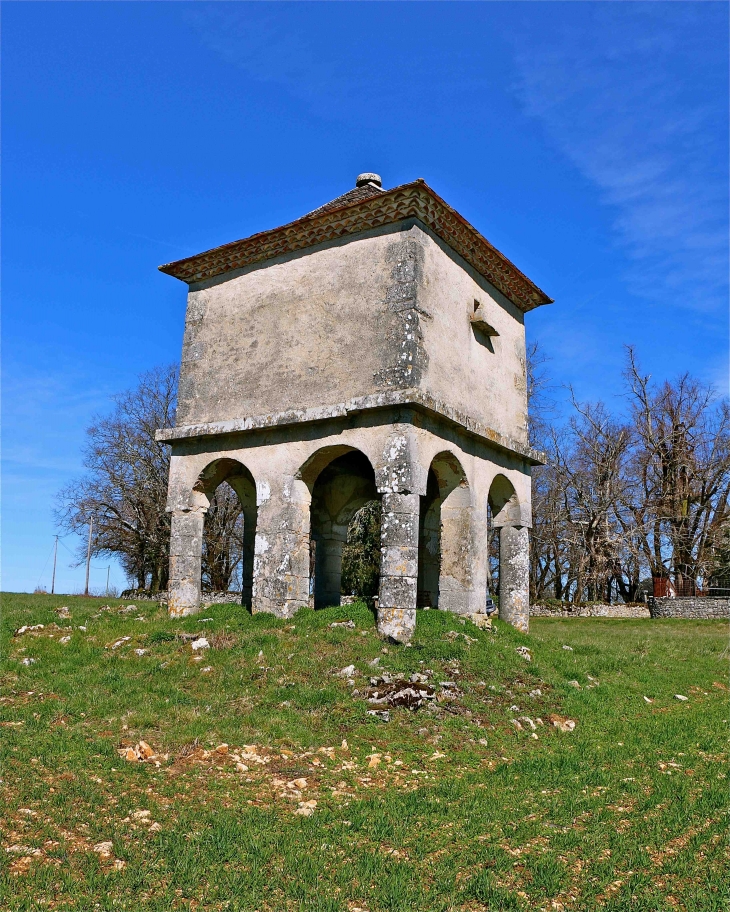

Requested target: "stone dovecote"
[{"left": 157, "top": 173, "right": 552, "bottom": 640}]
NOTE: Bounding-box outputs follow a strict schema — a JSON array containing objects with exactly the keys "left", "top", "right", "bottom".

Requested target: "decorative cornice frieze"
[{"left": 155, "top": 388, "right": 545, "bottom": 466}]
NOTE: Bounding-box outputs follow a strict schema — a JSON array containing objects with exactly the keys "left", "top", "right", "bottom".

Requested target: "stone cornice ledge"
[{"left": 156, "top": 390, "right": 545, "bottom": 466}]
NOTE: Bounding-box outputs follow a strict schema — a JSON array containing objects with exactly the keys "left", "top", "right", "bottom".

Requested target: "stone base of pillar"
[
  {"left": 499, "top": 524, "right": 530, "bottom": 633},
  {"left": 168, "top": 509, "right": 205, "bottom": 618},
  {"left": 377, "top": 492, "right": 419, "bottom": 642},
  {"left": 376, "top": 607, "right": 416, "bottom": 643},
  {"left": 168, "top": 580, "right": 203, "bottom": 618}
]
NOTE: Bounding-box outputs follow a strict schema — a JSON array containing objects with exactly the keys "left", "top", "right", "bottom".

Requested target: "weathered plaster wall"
[
  {"left": 417, "top": 228, "right": 528, "bottom": 446},
  {"left": 177, "top": 224, "right": 430, "bottom": 427},
  {"left": 176, "top": 222, "right": 529, "bottom": 450}
]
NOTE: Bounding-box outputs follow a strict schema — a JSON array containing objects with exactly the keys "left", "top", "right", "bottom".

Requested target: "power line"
[{"left": 35, "top": 541, "right": 56, "bottom": 591}]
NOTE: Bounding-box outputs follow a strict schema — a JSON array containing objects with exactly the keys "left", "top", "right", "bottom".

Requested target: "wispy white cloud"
[
  {"left": 183, "top": 6, "right": 491, "bottom": 118},
  {"left": 513, "top": 5, "right": 728, "bottom": 316}
]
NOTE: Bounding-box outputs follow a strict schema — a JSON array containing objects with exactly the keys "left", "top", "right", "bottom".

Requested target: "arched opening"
[
  {"left": 417, "top": 452, "right": 471, "bottom": 611},
  {"left": 306, "top": 450, "right": 380, "bottom": 609},
  {"left": 191, "top": 458, "right": 258, "bottom": 607},
  {"left": 488, "top": 473, "right": 530, "bottom": 631},
  {"left": 487, "top": 474, "right": 519, "bottom": 599}
]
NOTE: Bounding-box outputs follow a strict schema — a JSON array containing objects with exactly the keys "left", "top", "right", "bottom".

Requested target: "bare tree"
[
  {"left": 623, "top": 347, "right": 730, "bottom": 590},
  {"left": 56, "top": 365, "right": 177, "bottom": 591},
  {"left": 201, "top": 482, "right": 245, "bottom": 592},
  {"left": 553, "top": 396, "right": 633, "bottom": 602}
]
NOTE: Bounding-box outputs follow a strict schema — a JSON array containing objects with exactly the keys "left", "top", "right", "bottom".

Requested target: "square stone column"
[
  {"left": 251, "top": 479, "right": 310, "bottom": 619},
  {"left": 168, "top": 509, "right": 205, "bottom": 617},
  {"left": 377, "top": 492, "right": 419, "bottom": 642},
  {"left": 499, "top": 524, "right": 530, "bottom": 633},
  {"left": 438, "top": 489, "right": 475, "bottom": 615}
]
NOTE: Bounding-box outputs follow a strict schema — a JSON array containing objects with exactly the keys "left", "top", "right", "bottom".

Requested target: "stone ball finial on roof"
[{"left": 356, "top": 173, "right": 382, "bottom": 188}]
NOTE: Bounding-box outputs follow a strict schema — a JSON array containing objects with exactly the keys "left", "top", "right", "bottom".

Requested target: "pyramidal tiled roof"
[
  {"left": 160, "top": 177, "right": 552, "bottom": 312},
  {"left": 304, "top": 181, "right": 385, "bottom": 217}
]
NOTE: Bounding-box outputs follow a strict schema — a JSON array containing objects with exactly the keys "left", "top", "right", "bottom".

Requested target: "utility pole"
[
  {"left": 84, "top": 518, "right": 93, "bottom": 596},
  {"left": 106, "top": 565, "right": 110, "bottom": 596},
  {"left": 51, "top": 535, "right": 59, "bottom": 595}
]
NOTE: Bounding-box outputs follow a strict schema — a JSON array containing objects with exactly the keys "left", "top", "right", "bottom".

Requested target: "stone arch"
[
  {"left": 417, "top": 451, "right": 473, "bottom": 613},
  {"left": 488, "top": 473, "right": 521, "bottom": 528},
  {"left": 190, "top": 458, "right": 258, "bottom": 607},
  {"left": 302, "top": 448, "right": 380, "bottom": 609}
]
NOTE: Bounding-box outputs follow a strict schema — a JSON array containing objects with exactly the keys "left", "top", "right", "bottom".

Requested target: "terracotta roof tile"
[
  {"left": 304, "top": 183, "right": 385, "bottom": 217},
  {"left": 159, "top": 179, "right": 552, "bottom": 312}
]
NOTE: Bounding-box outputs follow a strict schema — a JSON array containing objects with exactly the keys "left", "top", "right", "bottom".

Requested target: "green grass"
[{"left": 1, "top": 592, "right": 727, "bottom": 911}]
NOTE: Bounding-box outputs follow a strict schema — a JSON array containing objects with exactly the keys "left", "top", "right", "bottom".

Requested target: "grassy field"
[{"left": 1, "top": 592, "right": 727, "bottom": 912}]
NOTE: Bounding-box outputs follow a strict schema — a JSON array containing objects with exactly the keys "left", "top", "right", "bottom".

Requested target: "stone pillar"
[
  {"left": 168, "top": 509, "right": 205, "bottom": 617},
  {"left": 499, "top": 525, "right": 530, "bottom": 633},
  {"left": 438, "top": 484, "right": 474, "bottom": 615},
  {"left": 377, "top": 492, "right": 419, "bottom": 642},
  {"left": 252, "top": 480, "right": 310, "bottom": 619}
]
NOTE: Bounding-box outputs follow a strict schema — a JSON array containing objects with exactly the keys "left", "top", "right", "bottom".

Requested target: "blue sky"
[{"left": 3, "top": 2, "right": 728, "bottom": 594}]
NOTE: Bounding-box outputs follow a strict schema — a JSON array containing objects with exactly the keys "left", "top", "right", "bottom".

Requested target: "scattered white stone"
[
  {"left": 15, "top": 625, "right": 44, "bottom": 636},
  {"left": 78, "top": 626, "right": 87, "bottom": 632},
  {"left": 191, "top": 638, "right": 209, "bottom": 651},
  {"left": 509, "top": 704, "right": 521, "bottom": 712},
  {"left": 368, "top": 657, "right": 380, "bottom": 668},
  {"left": 409, "top": 672, "right": 429, "bottom": 684},
  {"left": 510, "top": 719, "right": 523, "bottom": 731},
  {"left": 550, "top": 716, "right": 576, "bottom": 732},
  {"left": 93, "top": 841, "right": 114, "bottom": 858},
  {"left": 20, "top": 658, "right": 37, "bottom": 666},
  {"left": 562, "top": 645, "right": 573, "bottom": 651},
  {"left": 516, "top": 646, "right": 531, "bottom": 661},
  {"left": 338, "top": 664, "right": 356, "bottom": 677},
  {"left": 56, "top": 607, "right": 70, "bottom": 619},
  {"left": 110, "top": 637, "right": 132, "bottom": 650},
  {"left": 519, "top": 716, "right": 537, "bottom": 730},
  {"left": 367, "top": 709, "right": 390, "bottom": 722},
  {"left": 294, "top": 800, "right": 317, "bottom": 817},
  {"left": 134, "top": 648, "right": 147, "bottom": 656},
  {"left": 131, "top": 810, "right": 151, "bottom": 820},
  {"left": 643, "top": 696, "right": 654, "bottom": 703},
  {"left": 567, "top": 680, "right": 581, "bottom": 689},
  {"left": 329, "top": 620, "right": 355, "bottom": 629},
  {"left": 674, "top": 694, "right": 689, "bottom": 702},
  {"left": 528, "top": 689, "right": 542, "bottom": 698}
]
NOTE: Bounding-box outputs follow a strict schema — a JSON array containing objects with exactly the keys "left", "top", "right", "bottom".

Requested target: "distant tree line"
[
  {"left": 528, "top": 346, "right": 730, "bottom": 603},
  {"left": 57, "top": 350, "right": 730, "bottom": 604},
  {"left": 55, "top": 365, "right": 244, "bottom": 594}
]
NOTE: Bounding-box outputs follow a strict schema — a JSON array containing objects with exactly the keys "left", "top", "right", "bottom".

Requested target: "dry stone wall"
[
  {"left": 648, "top": 597, "right": 729, "bottom": 619},
  {"left": 530, "top": 604, "right": 650, "bottom": 618}
]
